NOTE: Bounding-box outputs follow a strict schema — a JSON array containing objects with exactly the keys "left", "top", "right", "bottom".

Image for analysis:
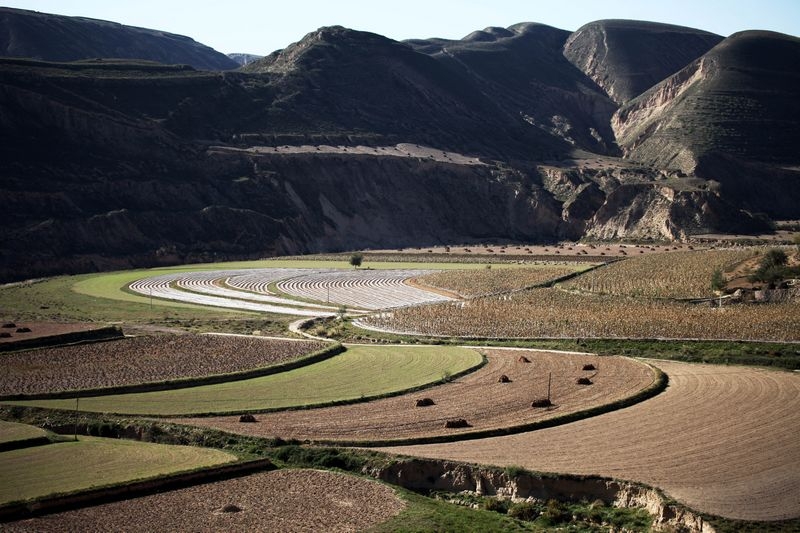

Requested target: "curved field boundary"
[
  {"left": 0, "top": 344, "right": 345, "bottom": 401},
  {"left": 0, "top": 421, "right": 50, "bottom": 452},
  {"left": 276, "top": 269, "right": 454, "bottom": 310},
  {"left": 6, "top": 345, "right": 484, "bottom": 417},
  {"left": 0, "top": 326, "right": 123, "bottom": 353},
  {"left": 128, "top": 270, "right": 337, "bottom": 317},
  {"left": 0, "top": 455, "right": 272, "bottom": 523},
  {"left": 0, "top": 436, "right": 238, "bottom": 507},
  {"left": 378, "top": 361, "right": 800, "bottom": 521},
  {"left": 184, "top": 354, "right": 668, "bottom": 447}
]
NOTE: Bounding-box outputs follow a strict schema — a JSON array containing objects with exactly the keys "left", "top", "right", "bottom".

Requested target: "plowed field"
[
  {"left": 1, "top": 335, "right": 325, "bottom": 396},
  {"left": 4, "top": 469, "right": 405, "bottom": 533},
  {"left": 378, "top": 361, "right": 800, "bottom": 521},
  {"left": 177, "top": 350, "right": 656, "bottom": 443}
]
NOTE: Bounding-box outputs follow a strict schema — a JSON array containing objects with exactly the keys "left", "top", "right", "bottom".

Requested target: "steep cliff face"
[
  {"left": 563, "top": 20, "right": 722, "bottom": 104},
  {"left": 0, "top": 7, "right": 238, "bottom": 70}
]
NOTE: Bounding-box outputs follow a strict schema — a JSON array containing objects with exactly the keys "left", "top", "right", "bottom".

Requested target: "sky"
[{"left": 3, "top": 0, "right": 799, "bottom": 55}]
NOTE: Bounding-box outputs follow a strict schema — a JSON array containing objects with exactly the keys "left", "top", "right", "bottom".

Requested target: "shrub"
[
  {"left": 542, "top": 499, "right": 569, "bottom": 524},
  {"left": 415, "top": 398, "right": 435, "bottom": 407},
  {"left": 508, "top": 501, "right": 540, "bottom": 521},
  {"left": 711, "top": 268, "right": 725, "bottom": 292},
  {"left": 239, "top": 414, "right": 257, "bottom": 423},
  {"left": 498, "top": 374, "right": 512, "bottom": 383},
  {"left": 483, "top": 497, "right": 510, "bottom": 514},
  {"left": 576, "top": 377, "right": 593, "bottom": 385},
  {"left": 582, "top": 363, "right": 596, "bottom": 371},
  {"left": 531, "top": 398, "right": 552, "bottom": 407},
  {"left": 444, "top": 418, "right": 470, "bottom": 428}
]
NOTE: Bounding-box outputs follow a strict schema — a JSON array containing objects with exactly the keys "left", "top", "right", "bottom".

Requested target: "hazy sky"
[{"left": 4, "top": 0, "right": 799, "bottom": 55}]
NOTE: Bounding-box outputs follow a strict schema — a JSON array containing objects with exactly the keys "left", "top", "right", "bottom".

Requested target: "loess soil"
[
  {"left": 0, "top": 335, "right": 325, "bottom": 396},
  {"left": 0, "top": 322, "right": 103, "bottom": 344},
  {"left": 176, "top": 349, "right": 656, "bottom": 443},
  {"left": 3, "top": 469, "right": 405, "bottom": 533},
  {"left": 378, "top": 360, "right": 800, "bottom": 521}
]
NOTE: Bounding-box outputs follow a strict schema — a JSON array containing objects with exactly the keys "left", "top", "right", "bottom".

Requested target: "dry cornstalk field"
[
  {"left": 564, "top": 249, "right": 755, "bottom": 298},
  {"left": 0, "top": 335, "right": 325, "bottom": 396},
  {"left": 361, "top": 288, "right": 800, "bottom": 341},
  {"left": 379, "top": 360, "right": 800, "bottom": 521},
  {"left": 175, "top": 349, "right": 655, "bottom": 443},
  {"left": 3, "top": 469, "right": 405, "bottom": 533},
  {"left": 0, "top": 322, "right": 104, "bottom": 344},
  {"left": 413, "top": 265, "right": 580, "bottom": 298}
]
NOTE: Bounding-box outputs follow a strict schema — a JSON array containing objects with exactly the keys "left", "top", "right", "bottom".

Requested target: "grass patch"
[
  {"left": 0, "top": 436, "right": 236, "bottom": 504},
  {"left": 5, "top": 345, "right": 483, "bottom": 416},
  {"left": 0, "top": 420, "right": 48, "bottom": 444}
]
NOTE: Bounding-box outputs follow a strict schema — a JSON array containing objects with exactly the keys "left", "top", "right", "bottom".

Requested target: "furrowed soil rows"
[
  {"left": 378, "top": 361, "right": 800, "bottom": 521},
  {"left": 0, "top": 335, "right": 325, "bottom": 396},
  {"left": 3, "top": 468, "right": 405, "bottom": 533},
  {"left": 8, "top": 345, "right": 482, "bottom": 415},
  {"left": 177, "top": 350, "right": 655, "bottom": 443}
]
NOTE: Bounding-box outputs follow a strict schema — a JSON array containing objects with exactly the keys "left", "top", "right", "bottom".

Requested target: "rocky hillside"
[
  {"left": 0, "top": 7, "right": 238, "bottom": 70},
  {"left": 612, "top": 31, "right": 800, "bottom": 219},
  {"left": 0, "top": 11, "right": 797, "bottom": 280}
]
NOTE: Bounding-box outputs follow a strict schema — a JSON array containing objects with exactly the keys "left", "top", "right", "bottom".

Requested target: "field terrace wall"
[{"left": 368, "top": 458, "right": 716, "bottom": 532}]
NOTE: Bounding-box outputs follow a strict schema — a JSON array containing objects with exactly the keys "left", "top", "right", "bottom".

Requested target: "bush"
[
  {"left": 508, "top": 501, "right": 540, "bottom": 521},
  {"left": 483, "top": 497, "right": 510, "bottom": 514},
  {"left": 541, "top": 499, "right": 569, "bottom": 524}
]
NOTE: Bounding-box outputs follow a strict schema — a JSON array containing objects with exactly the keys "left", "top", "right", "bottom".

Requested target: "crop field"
[
  {"left": 379, "top": 360, "right": 800, "bottom": 521},
  {"left": 127, "top": 268, "right": 453, "bottom": 315},
  {"left": 564, "top": 249, "right": 756, "bottom": 298},
  {"left": 0, "top": 420, "right": 47, "bottom": 444},
  {"left": 6, "top": 345, "right": 482, "bottom": 415},
  {"left": 3, "top": 468, "right": 405, "bottom": 533},
  {"left": 177, "top": 349, "right": 656, "bottom": 444},
  {"left": 361, "top": 287, "right": 800, "bottom": 341},
  {"left": 0, "top": 335, "right": 326, "bottom": 396},
  {"left": 0, "top": 436, "right": 236, "bottom": 504},
  {"left": 413, "top": 264, "right": 583, "bottom": 298}
]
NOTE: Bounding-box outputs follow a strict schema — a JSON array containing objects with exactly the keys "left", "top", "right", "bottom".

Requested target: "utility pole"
[
  {"left": 547, "top": 372, "right": 552, "bottom": 403},
  {"left": 74, "top": 397, "right": 79, "bottom": 442}
]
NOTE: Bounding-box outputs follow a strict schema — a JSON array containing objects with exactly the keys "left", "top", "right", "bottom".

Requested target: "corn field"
[
  {"left": 416, "top": 264, "right": 580, "bottom": 297},
  {"left": 564, "top": 249, "right": 755, "bottom": 298},
  {"left": 362, "top": 287, "right": 800, "bottom": 341}
]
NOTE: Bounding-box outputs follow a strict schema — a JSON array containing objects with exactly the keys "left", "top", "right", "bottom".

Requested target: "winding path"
[{"left": 377, "top": 360, "right": 800, "bottom": 521}]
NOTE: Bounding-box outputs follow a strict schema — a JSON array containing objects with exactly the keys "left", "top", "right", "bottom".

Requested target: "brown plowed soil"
[
  {"left": 4, "top": 469, "right": 405, "bottom": 532},
  {"left": 0, "top": 322, "right": 101, "bottom": 344},
  {"left": 176, "top": 349, "right": 655, "bottom": 443},
  {"left": 1, "top": 335, "right": 325, "bottom": 395},
  {"left": 378, "top": 361, "right": 800, "bottom": 521}
]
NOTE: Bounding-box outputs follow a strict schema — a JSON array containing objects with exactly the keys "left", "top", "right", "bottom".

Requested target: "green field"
[
  {"left": 0, "top": 420, "right": 48, "bottom": 445},
  {"left": 0, "top": 436, "right": 236, "bottom": 504},
  {"left": 6, "top": 345, "right": 483, "bottom": 416}
]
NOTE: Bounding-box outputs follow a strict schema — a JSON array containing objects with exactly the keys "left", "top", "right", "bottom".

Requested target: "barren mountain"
[
  {"left": 0, "top": 7, "right": 238, "bottom": 70},
  {"left": 613, "top": 30, "right": 800, "bottom": 219},
  {"left": 0, "top": 10, "right": 797, "bottom": 280},
  {"left": 563, "top": 19, "right": 723, "bottom": 104}
]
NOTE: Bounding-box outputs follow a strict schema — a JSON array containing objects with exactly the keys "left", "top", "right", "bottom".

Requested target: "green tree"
[
  {"left": 710, "top": 268, "right": 725, "bottom": 293},
  {"left": 349, "top": 252, "right": 363, "bottom": 269}
]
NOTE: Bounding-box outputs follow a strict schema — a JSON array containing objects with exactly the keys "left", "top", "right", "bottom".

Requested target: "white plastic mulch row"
[
  {"left": 276, "top": 269, "right": 453, "bottom": 310},
  {"left": 128, "top": 268, "right": 454, "bottom": 316}
]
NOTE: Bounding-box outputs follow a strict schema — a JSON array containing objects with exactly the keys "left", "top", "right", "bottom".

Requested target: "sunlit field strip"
[{"left": 6, "top": 345, "right": 483, "bottom": 416}]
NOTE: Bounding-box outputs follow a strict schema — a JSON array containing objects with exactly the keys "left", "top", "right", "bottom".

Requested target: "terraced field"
[
  {"left": 180, "top": 349, "right": 656, "bottom": 444},
  {"left": 361, "top": 287, "right": 800, "bottom": 341},
  {"left": 379, "top": 360, "right": 800, "bottom": 521},
  {"left": 7, "top": 345, "right": 482, "bottom": 416},
  {"left": 0, "top": 420, "right": 48, "bottom": 445},
  {"left": 0, "top": 335, "right": 326, "bottom": 396},
  {"left": 564, "top": 249, "right": 755, "bottom": 298},
  {"left": 3, "top": 469, "right": 405, "bottom": 533},
  {"left": 128, "top": 268, "right": 453, "bottom": 315},
  {"left": 0, "top": 436, "right": 236, "bottom": 504}
]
